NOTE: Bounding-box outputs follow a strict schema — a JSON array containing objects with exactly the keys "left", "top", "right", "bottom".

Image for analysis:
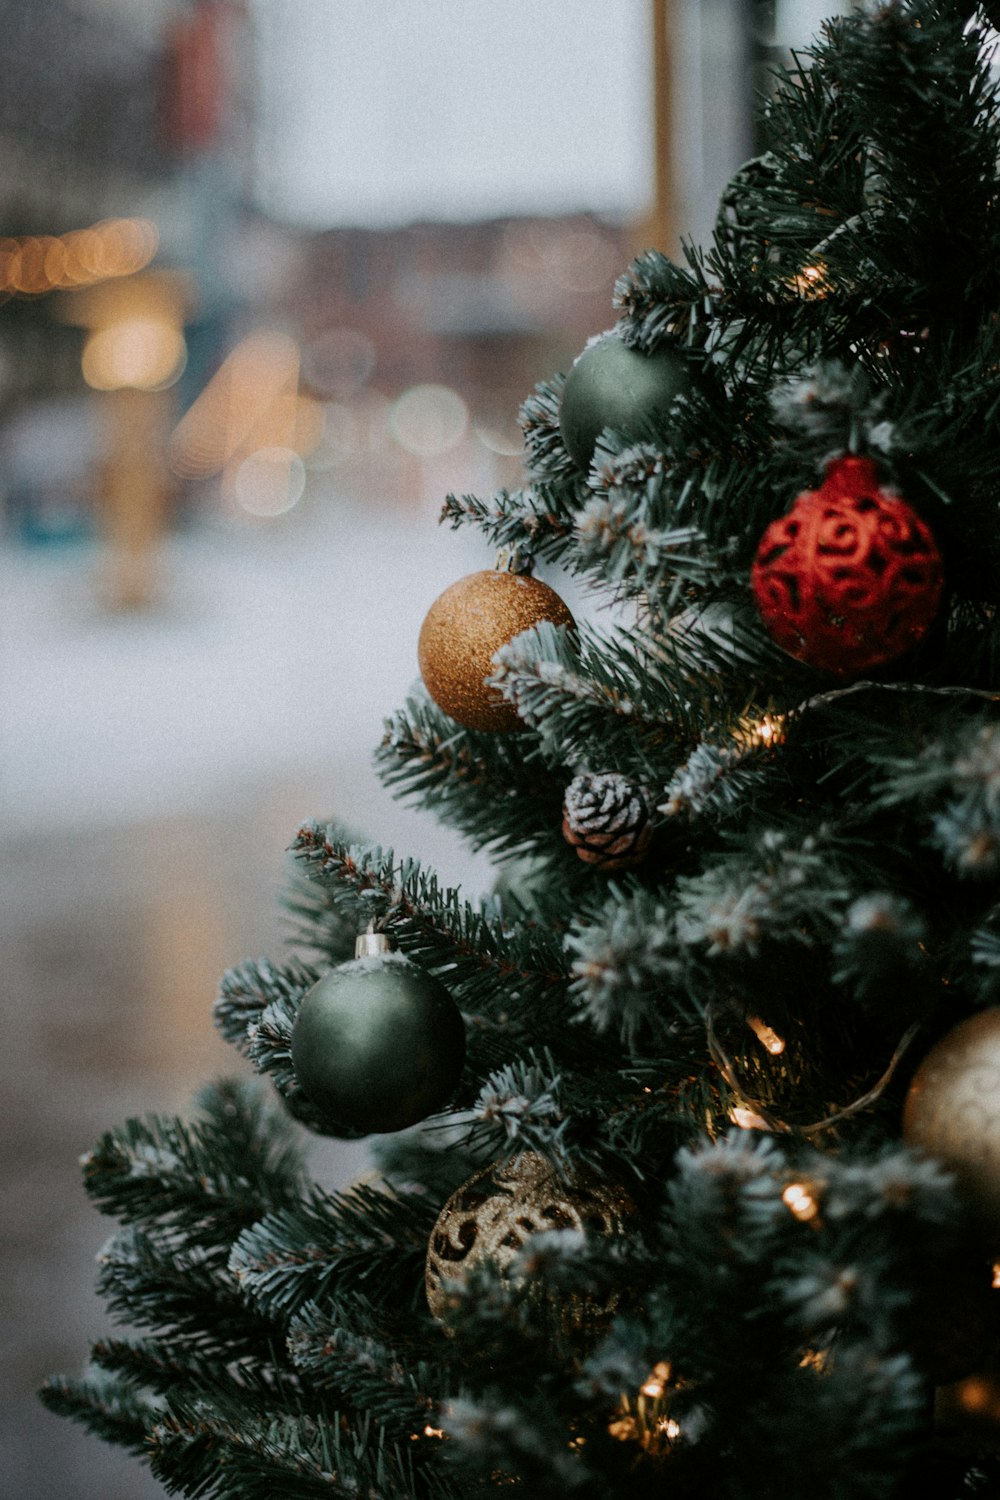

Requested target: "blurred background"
[{"left": 0, "top": 2, "right": 843, "bottom": 1494}]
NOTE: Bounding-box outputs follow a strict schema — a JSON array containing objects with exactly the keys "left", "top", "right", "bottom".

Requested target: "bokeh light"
[
  {"left": 0, "top": 218, "right": 159, "bottom": 297},
  {"left": 388, "top": 383, "right": 468, "bottom": 456},
  {"left": 231, "top": 446, "right": 307, "bottom": 517},
  {"left": 82, "top": 317, "right": 187, "bottom": 391},
  {"left": 474, "top": 412, "right": 523, "bottom": 457},
  {"left": 170, "top": 330, "right": 301, "bottom": 478}
]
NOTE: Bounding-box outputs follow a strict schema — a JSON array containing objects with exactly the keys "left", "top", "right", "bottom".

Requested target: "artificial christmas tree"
[{"left": 41, "top": 3, "right": 1000, "bottom": 1495}]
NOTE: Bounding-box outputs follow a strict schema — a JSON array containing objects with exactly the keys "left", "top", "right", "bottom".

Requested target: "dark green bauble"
[
  {"left": 558, "top": 332, "right": 694, "bottom": 472},
  {"left": 290, "top": 954, "right": 466, "bottom": 1135}
]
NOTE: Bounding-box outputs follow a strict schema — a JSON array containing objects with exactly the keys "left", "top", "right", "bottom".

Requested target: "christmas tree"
[{"left": 42, "top": 3, "right": 1000, "bottom": 1494}]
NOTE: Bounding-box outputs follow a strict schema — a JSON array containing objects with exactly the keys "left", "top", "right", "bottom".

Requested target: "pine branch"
[
  {"left": 612, "top": 250, "right": 710, "bottom": 353},
  {"left": 90, "top": 1335, "right": 239, "bottom": 1396},
  {"left": 518, "top": 371, "right": 582, "bottom": 485},
  {"left": 575, "top": 439, "right": 711, "bottom": 596},
  {"left": 81, "top": 1080, "right": 306, "bottom": 1247},
  {"left": 287, "top": 831, "right": 570, "bottom": 1013},
  {"left": 439, "top": 483, "right": 578, "bottom": 563},
  {"left": 674, "top": 825, "right": 854, "bottom": 958},
  {"left": 287, "top": 1297, "right": 446, "bottom": 1441},
  {"left": 872, "top": 714, "right": 1000, "bottom": 877},
  {"left": 488, "top": 620, "right": 688, "bottom": 773},
  {"left": 823, "top": 2, "right": 1000, "bottom": 309},
  {"left": 229, "top": 1179, "right": 440, "bottom": 1323},
  {"left": 147, "top": 1395, "right": 434, "bottom": 1500},
  {"left": 214, "top": 957, "right": 319, "bottom": 1049},
  {"left": 464, "top": 1051, "right": 568, "bottom": 1161},
  {"left": 213, "top": 960, "right": 340, "bottom": 1131},
  {"left": 376, "top": 690, "right": 570, "bottom": 861},
  {"left": 659, "top": 736, "right": 784, "bottom": 823},
  {"left": 39, "top": 1366, "right": 159, "bottom": 1458},
  {"left": 96, "top": 1224, "right": 284, "bottom": 1360},
  {"left": 565, "top": 886, "right": 687, "bottom": 1050}
]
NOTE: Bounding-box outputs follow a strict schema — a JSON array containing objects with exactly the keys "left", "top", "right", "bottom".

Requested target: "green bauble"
[
  {"left": 558, "top": 331, "right": 693, "bottom": 472},
  {"left": 290, "top": 951, "right": 466, "bottom": 1135}
]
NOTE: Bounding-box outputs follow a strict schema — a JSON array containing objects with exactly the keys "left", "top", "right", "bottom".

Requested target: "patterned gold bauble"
[
  {"left": 418, "top": 568, "right": 575, "bottom": 732},
  {"left": 903, "top": 1009, "right": 1000, "bottom": 1238},
  {"left": 425, "top": 1151, "right": 634, "bottom": 1332}
]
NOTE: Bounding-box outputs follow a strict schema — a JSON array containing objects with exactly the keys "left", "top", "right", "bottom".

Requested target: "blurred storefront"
[{"left": 0, "top": 0, "right": 253, "bottom": 584}]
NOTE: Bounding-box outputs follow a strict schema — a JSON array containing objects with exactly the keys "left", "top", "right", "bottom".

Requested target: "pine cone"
[{"left": 562, "top": 772, "right": 652, "bottom": 869}]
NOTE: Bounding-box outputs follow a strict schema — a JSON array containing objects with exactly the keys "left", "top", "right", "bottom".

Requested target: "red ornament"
[{"left": 750, "top": 456, "right": 944, "bottom": 676}]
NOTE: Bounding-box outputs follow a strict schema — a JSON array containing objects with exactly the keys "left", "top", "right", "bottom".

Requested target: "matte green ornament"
[
  {"left": 290, "top": 935, "right": 466, "bottom": 1135},
  {"left": 558, "top": 331, "right": 693, "bottom": 472}
]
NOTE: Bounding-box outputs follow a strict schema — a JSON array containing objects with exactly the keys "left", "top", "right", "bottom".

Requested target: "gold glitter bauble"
[
  {"left": 417, "top": 569, "right": 575, "bottom": 732},
  {"left": 903, "top": 1009, "right": 1000, "bottom": 1238},
  {"left": 425, "top": 1151, "right": 634, "bottom": 1331}
]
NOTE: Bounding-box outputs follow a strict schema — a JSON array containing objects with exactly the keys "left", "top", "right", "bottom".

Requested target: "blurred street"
[{"left": 0, "top": 492, "right": 498, "bottom": 1499}]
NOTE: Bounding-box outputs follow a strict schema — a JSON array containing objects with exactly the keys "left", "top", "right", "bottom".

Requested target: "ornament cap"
[
  {"left": 355, "top": 930, "right": 392, "bottom": 959},
  {"left": 495, "top": 545, "right": 532, "bottom": 575},
  {"left": 821, "top": 454, "right": 881, "bottom": 500}
]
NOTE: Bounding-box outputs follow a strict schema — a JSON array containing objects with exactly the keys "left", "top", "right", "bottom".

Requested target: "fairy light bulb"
[
  {"left": 747, "top": 1015, "right": 786, "bottom": 1055},
  {"left": 782, "top": 1182, "right": 820, "bottom": 1222},
  {"left": 733, "top": 712, "right": 787, "bottom": 750},
  {"left": 787, "top": 260, "right": 831, "bottom": 299},
  {"left": 730, "top": 1104, "right": 770, "bottom": 1130},
  {"left": 640, "top": 1362, "right": 672, "bottom": 1399},
  {"left": 608, "top": 1414, "right": 639, "bottom": 1442}
]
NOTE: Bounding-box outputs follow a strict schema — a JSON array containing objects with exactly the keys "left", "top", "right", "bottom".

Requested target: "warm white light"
[
  {"left": 82, "top": 317, "right": 186, "bottom": 391},
  {"left": 231, "top": 446, "right": 306, "bottom": 517},
  {"left": 730, "top": 1105, "right": 769, "bottom": 1131},
  {"left": 0, "top": 218, "right": 158, "bottom": 296},
  {"left": 747, "top": 1015, "right": 786, "bottom": 1055},
  {"left": 388, "top": 383, "right": 468, "bottom": 456},
  {"left": 733, "top": 713, "right": 786, "bottom": 750},
  {"left": 782, "top": 1183, "right": 819, "bottom": 1222},
  {"left": 640, "top": 1361, "right": 671, "bottom": 1399},
  {"left": 788, "top": 261, "right": 830, "bottom": 299}
]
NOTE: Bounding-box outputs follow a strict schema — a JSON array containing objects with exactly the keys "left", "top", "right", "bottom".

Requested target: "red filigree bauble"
[{"left": 750, "top": 455, "right": 944, "bottom": 676}]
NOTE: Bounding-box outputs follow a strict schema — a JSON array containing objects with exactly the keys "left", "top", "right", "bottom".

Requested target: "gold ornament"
[
  {"left": 417, "top": 566, "right": 575, "bottom": 732},
  {"left": 903, "top": 1009, "right": 1000, "bottom": 1238},
  {"left": 425, "top": 1151, "right": 634, "bottom": 1331}
]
